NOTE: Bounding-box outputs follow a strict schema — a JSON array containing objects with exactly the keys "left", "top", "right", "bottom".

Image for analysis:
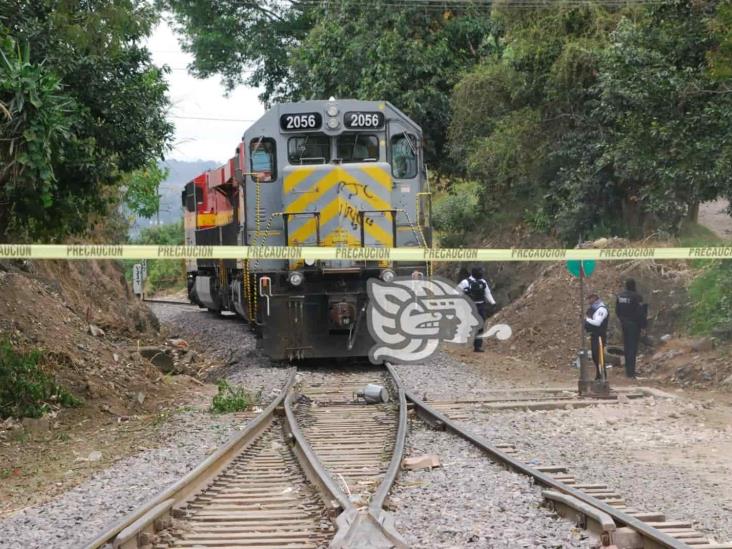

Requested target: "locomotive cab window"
[
  {"left": 337, "top": 134, "right": 379, "bottom": 163},
  {"left": 250, "top": 138, "right": 276, "bottom": 182},
  {"left": 391, "top": 133, "right": 418, "bottom": 179},
  {"left": 182, "top": 182, "right": 202, "bottom": 212},
  {"left": 288, "top": 134, "right": 331, "bottom": 165}
]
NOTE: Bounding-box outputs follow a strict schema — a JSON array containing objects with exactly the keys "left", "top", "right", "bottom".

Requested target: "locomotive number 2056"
[
  {"left": 344, "top": 111, "right": 385, "bottom": 129},
  {"left": 279, "top": 113, "right": 322, "bottom": 130}
]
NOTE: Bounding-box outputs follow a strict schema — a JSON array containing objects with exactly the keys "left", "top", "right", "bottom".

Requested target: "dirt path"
[
  {"left": 0, "top": 375, "right": 218, "bottom": 518},
  {"left": 699, "top": 199, "right": 732, "bottom": 239}
]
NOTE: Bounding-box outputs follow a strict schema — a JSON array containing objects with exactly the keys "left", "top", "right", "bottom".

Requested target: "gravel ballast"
[
  {"left": 0, "top": 303, "right": 287, "bottom": 549},
  {"left": 151, "top": 303, "right": 290, "bottom": 402},
  {"left": 391, "top": 422, "right": 591, "bottom": 548},
  {"left": 394, "top": 352, "right": 732, "bottom": 544}
]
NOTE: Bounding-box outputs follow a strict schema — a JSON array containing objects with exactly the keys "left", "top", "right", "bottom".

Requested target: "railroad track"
[
  {"left": 83, "top": 366, "right": 407, "bottom": 549},
  {"left": 389, "top": 363, "right": 732, "bottom": 549},
  {"left": 83, "top": 362, "right": 729, "bottom": 549},
  {"left": 142, "top": 299, "right": 194, "bottom": 306}
]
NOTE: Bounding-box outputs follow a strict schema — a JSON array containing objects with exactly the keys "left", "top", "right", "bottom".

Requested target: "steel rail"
[
  {"left": 283, "top": 390, "right": 353, "bottom": 513},
  {"left": 81, "top": 368, "right": 297, "bottom": 549},
  {"left": 369, "top": 364, "right": 408, "bottom": 514},
  {"left": 142, "top": 298, "right": 193, "bottom": 306},
  {"left": 386, "top": 363, "right": 691, "bottom": 549},
  {"left": 286, "top": 365, "right": 409, "bottom": 549}
]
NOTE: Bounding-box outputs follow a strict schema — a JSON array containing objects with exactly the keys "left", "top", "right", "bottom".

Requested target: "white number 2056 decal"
[
  {"left": 349, "top": 113, "right": 380, "bottom": 127},
  {"left": 285, "top": 114, "right": 318, "bottom": 129}
]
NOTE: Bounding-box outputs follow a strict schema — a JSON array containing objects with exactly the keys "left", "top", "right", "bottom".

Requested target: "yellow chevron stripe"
[
  {"left": 283, "top": 166, "right": 317, "bottom": 194},
  {"left": 359, "top": 165, "right": 392, "bottom": 191},
  {"left": 284, "top": 169, "right": 343, "bottom": 214},
  {"left": 361, "top": 215, "right": 394, "bottom": 246},
  {"left": 288, "top": 188, "right": 392, "bottom": 245},
  {"left": 288, "top": 198, "right": 340, "bottom": 245},
  {"left": 289, "top": 201, "right": 394, "bottom": 247},
  {"left": 284, "top": 165, "right": 394, "bottom": 246}
]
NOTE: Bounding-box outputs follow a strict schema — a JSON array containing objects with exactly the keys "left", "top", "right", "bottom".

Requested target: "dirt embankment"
[
  {"left": 437, "top": 222, "right": 561, "bottom": 305},
  {"left": 0, "top": 260, "right": 171, "bottom": 414},
  {"left": 481, "top": 239, "right": 732, "bottom": 390},
  {"left": 0, "top": 260, "right": 217, "bottom": 515}
]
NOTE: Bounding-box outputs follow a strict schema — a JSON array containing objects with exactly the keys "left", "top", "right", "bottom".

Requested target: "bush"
[
  {"left": 0, "top": 340, "right": 80, "bottom": 419},
  {"left": 687, "top": 260, "right": 732, "bottom": 337},
  {"left": 432, "top": 180, "right": 482, "bottom": 247},
  {"left": 210, "top": 380, "right": 258, "bottom": 414}
]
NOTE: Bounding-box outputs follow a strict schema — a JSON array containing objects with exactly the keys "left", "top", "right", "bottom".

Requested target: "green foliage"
[
  {"left": 708, "top": 2, "right": 732, "bottom": 80},
  {"left": 0, "top": 340, "right": 80, "bottom": 419},
  {"left": 523, "top": 206, "right": 552, "bottom": 233},
  {"left": 0, "top": 39, "right": 73, "bottom": 230},
  {"left": 127, "top": 221, "right": 185, "bottom": 293},
  {"left": 449, "top": 1, "right": 732, "bottom": 242},
  {"left": 167, "top": 0, "right": 496, "bottom": 168},
  {"left": 687, "top": 261, "right": 732, "bottom": 336},
  {"left": 123, "top": 161, "right": 170, "bottom": 219},
  {"left": 0, "top": 1, "right": 172, "bottom": 241},
  {"left": 432, "top": 180, "right": 482, "bottom": 247},
  {"left": 210, "top": 380, "right": 257, "bottom": 414}
]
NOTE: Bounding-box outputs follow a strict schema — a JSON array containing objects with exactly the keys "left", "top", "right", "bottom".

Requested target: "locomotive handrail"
[
  {"left": 358, "top": 209, "right": 397, "bottom": 248},
  {"left": 282, "top": 211, "right": 321, "bottom": 247}
]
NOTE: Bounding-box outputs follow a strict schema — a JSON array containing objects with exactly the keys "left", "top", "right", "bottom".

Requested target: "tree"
[
  {"left": 167, "top": 0, "right": 497, "bottom": 168},
  {"left": 448, "top": 1, "right": 732, "bottom": 241},
  {"left": 559, "top": 1, "right": 732, "bottom": 235},
  {"left": 123, "top": 162, "right": 170, "bottom": 220},
  {"left": 0, "top": 1, "right": 173, "bottom": 241}
]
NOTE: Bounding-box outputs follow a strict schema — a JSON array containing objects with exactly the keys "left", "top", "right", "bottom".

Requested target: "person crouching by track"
[
  {"left": 459, "top": 267, "right": 496, "bottom": 353},
  {"left": 584, "top": 293, "right": 609, "bottom": 380}
]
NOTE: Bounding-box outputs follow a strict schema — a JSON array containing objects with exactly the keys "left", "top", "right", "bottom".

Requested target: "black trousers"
[
  {"left": 590, "top": 333, "right": 606, "bottom": 379},
  {"left": 621, "top": 320, "right": 641, "bottom": 378},
  {"left": 474, "top": 302, "right": 487, "bottom": 350}
]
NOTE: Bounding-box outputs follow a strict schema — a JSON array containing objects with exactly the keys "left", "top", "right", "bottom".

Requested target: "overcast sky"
[{"left": 146, "top": 20, "right": 265, "bottom": 164}]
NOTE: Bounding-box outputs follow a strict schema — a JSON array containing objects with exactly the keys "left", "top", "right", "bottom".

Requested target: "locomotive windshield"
[
  {"left": 250, "top": 138, "right": 276, "bottom": 181},
  {"left": 288, "top": 134, "right": 330, "bottom": 165},
  {"left": 337, "top": 134, "right": 379, "bottom": 163},
  {"left": 391, "top": 133, "right": 417, "bottom": 178}
]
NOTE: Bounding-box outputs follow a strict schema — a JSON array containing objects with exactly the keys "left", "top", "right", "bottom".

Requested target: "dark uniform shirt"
[{"left": 616, "top": 290, "right": 643, "bottom": 324}]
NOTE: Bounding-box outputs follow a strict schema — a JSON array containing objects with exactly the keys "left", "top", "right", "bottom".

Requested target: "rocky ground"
[
  {"left": 391, "top": 423, "right": 592, "bottom": 548},
  {"left": 394, "top": 350, "right": 732, "bottom": 544},
  {"left": 3, "top": 272, "right": 731, "bottom": 548},
  {"left": 150, "top": 302, "right": 289, "bottom": 400},
  {"left": 0, "top": 303, "right": 288, "bottom": 549}
]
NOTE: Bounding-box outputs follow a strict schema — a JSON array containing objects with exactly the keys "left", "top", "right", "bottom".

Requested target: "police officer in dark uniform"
[
  {"left": 584, "top": 293, "right": 609, "bottom": 380},
  {"left": 459, "top": 267, "right": 496, "bottom": 352},
  {"left": 616, "top": 278, "right": 644, "bottom": 379}
]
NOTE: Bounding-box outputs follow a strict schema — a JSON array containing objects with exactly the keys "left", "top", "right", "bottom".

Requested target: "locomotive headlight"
[
  {"left": 327, "top": 117, "right": 340, "bottom": 129},
  {"left": 304, "top": 258, "right": 316, "bottom": 267},
  {"left": 288, "top": 271, "right": 304, "bottom": 286},
  {"left": 380, "top": 269, "right": 396, "bottom": 283},
  {"left": 327, "top": 105, "right": 338, "bottom": 117}
]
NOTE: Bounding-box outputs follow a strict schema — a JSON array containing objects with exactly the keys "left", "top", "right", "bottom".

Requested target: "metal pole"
[{"left": 579, "top": 263, "right": 585, "bottom": 356}]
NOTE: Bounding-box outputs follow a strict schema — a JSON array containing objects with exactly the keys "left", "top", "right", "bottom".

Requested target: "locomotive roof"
[{"left": 242, "top": 98, "right": 422, "bottom": 140}]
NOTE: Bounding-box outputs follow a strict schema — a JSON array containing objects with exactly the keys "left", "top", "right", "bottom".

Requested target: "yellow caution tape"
[{"left": 1, "top": 244, "right": 732, "bottom": 261}]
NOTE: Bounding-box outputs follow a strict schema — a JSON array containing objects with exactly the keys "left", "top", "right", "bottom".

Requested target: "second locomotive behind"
[{"left": 182, "top": 98, "right": 431, "bottom": 360}]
